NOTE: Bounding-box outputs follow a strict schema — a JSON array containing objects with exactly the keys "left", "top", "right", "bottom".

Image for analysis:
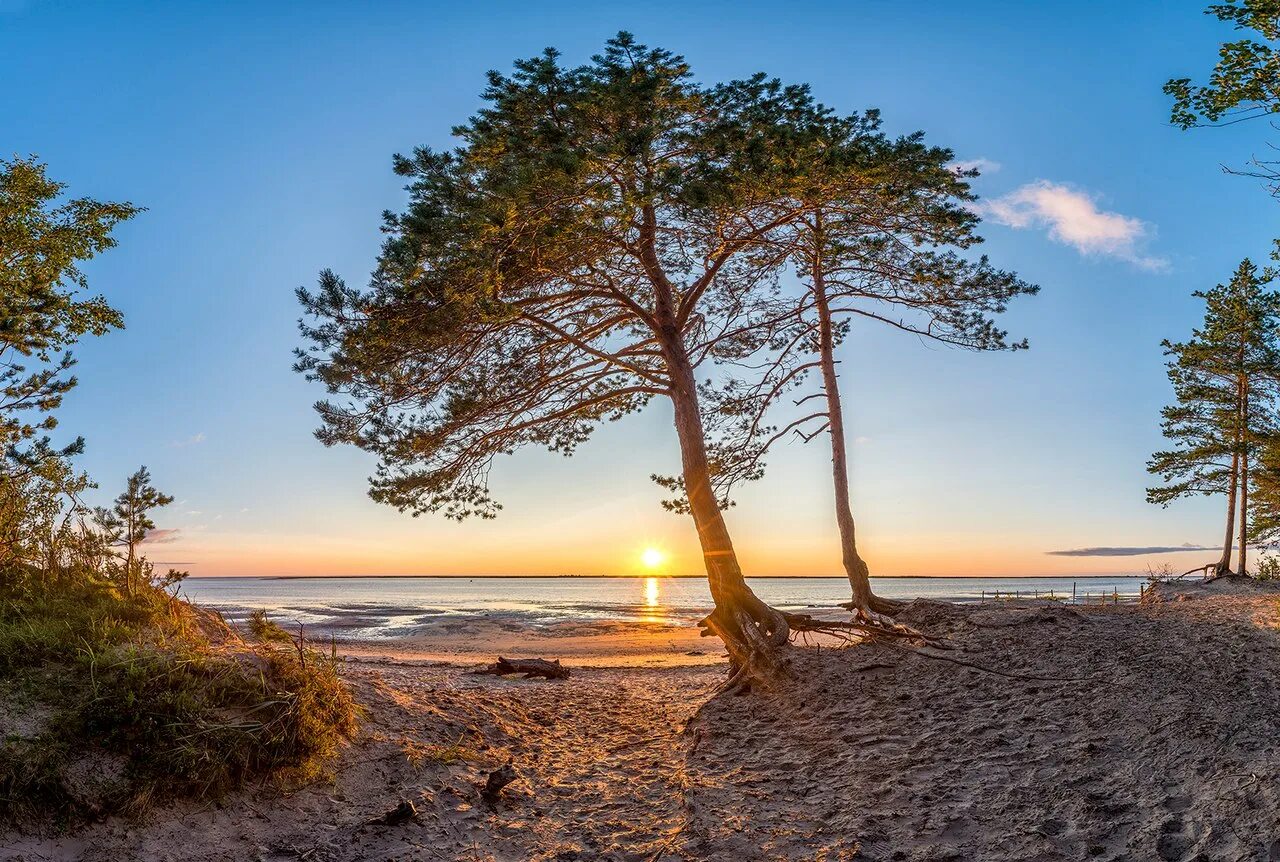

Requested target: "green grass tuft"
[
  {"left": 0, "top": 577, "right": 359, "bottom": 822},
  {"left": 247, "top": 608, "right": 295, "bottom": 644}
]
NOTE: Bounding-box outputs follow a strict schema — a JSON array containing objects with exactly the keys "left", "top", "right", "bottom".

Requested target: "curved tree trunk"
[
  {"left": 1216, "top": 446, "right": 1239, "bottom": 579},
  {"left": 641, "top": 210, "right": 790, "bottom": 686},
  {"left": 666, "top": 347, "right": 789, "bottom": 683},
  {"left": 810, "top": 223, "right": 899, "bottom": 617}
]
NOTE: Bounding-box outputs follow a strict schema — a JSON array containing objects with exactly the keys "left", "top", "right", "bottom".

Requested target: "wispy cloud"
[
  {"left": 170, "top": 432, "right": 206, "bottom": 448},
  {"left": 1046, "top": 544, "right": 1211, "bottom": 557},
  {"left": 951, "top": 157, "right": 1001, "bottom": 175},
  {"left": 141, "top": 528, "right": 182, "bottom": 545},
  {"left": 982, "top": 180, "right": 1168, "bottom": 272}
]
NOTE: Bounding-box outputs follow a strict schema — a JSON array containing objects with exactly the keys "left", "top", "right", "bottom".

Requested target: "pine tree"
[
  {"left": 95, "top": 466, "right": 176, "bottom": 596},
  {"left": 296, "top": 35, "right": 877, "bottom": 685},
  {"left": 690, "top": 87, "right": 1036, "bottom": 616},
  {"left": 1147, "top": 259, "right": 1280, "bottom": 576},
  {"left": 0, "top": 157, "right": 138, "bottom": 456},
  {"left": 1165, "top": 2, "right": 1280, "bottom": 195},
  {"left": 790, "top": 116, "right": 1034, "bottom": 616}
]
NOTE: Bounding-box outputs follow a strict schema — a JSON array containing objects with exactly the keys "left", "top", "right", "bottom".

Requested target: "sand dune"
[{"left": 8, "top": 585, "right": 1280, "bottom": 861}]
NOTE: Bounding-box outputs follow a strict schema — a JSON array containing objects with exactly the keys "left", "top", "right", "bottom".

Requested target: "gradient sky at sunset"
[{"left": 3, "top": 0, "right": 1276, "bottom": 577}]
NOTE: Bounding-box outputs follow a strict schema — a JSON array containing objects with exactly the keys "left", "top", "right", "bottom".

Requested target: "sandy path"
[
  {"left": 684, "top": 592, "right": 1280, "bottom": 861},
  {"left": 9, "top": 584, "right": 1280, "bottom": 861},
  {"left": 2, "top": 659, "right": 719, "bottom": 862}
]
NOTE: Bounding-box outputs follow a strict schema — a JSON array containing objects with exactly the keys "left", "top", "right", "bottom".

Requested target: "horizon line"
[{"left": 184, "top": 573, "right": 1151, "bottom": 580}]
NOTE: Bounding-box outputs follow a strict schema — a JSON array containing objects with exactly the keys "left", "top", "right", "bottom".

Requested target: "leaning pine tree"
[
  {"left": 788, "top": 107, "right": 1035, "bottom": 616},
  {"left": 1147, "top": 258, "right": 1280, "bottom": 577},
  {"left": 693, "top": 85, "right": 1036, "bottom": 617},
  {"left": 295, "top": 35, "right": 894, "bottom": 688}
]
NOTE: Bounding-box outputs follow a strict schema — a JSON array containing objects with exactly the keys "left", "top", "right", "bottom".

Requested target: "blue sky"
[{"left": 2, "top": 0, "right": 1275, "bottom": 576}]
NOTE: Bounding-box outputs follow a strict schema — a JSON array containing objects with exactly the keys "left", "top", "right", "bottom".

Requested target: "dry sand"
[{"left": 8, "top": 581, "right": 1280, "bottom": 861}]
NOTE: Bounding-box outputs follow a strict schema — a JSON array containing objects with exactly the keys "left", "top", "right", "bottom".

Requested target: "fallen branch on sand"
[
  {"left": 482, "top": 762, "right": 519, "bottom": 801},
  {"left": 881, "top": 641, "right": 1105, "bottom": 683},
  {"left": 473, "top": 657, "right": 570, "bottom": 680},
  {"left": 367, "top": 799, "right": 417, "bottom": 826}
]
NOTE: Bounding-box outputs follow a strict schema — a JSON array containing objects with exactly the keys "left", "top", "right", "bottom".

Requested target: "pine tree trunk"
[
  {"left": 809, "top": 234, "right": 897, "bottom": 616},
  {"left": 1240, "top": 381, "right": 1250, "bottom": 576},
  {"left": 642, "top": 205, "right": 789, "bottom": 683},
  {"left": 664, "top": 347, "right": 790, "bottom": 677},
  {"left": 1240, "top": 454, "right": 1249, "bottom": 576},
  {"left": 1218, "top": 448, "right": 1239, "bottom": 578}
]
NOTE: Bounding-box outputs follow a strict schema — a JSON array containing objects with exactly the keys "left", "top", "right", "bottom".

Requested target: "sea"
[{"left": 180, "top": 575, "right": 1146, "bottom": 641}]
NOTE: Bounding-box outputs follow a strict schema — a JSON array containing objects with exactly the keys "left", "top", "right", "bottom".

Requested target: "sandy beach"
[
  {"left": 336, "top": 618, "right": 726, "bottom": 669},
  {"left": 9, "top": 581, "right": 1280, "bottom": 861}
]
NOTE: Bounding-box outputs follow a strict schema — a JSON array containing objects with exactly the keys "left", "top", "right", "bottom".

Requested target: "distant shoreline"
[{"left": 184, "top": 573, "right": 1148, "bottom": 580}]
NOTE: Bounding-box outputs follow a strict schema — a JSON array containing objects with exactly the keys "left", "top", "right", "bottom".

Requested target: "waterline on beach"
[{"left": 181, "top": 575, "right": 1146, "bottom": 642}]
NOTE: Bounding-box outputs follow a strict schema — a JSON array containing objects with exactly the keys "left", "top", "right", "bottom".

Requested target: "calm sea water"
[{"left": 180, "top": 575, "right": 1144, "bottom": 640}]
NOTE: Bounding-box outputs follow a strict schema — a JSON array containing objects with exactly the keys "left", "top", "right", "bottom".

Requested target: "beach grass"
[{"left": 0, "top": 577, "right": 358, "bottom": 821}]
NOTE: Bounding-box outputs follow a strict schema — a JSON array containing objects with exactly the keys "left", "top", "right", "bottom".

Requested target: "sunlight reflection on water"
[{"left": 640, "top": 576, "right": 665, "bottom": 622}]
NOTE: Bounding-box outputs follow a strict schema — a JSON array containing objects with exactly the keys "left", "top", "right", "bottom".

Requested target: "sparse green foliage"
[
  {"left": 94, "top": 466, "right": 183, "bottom": 596},
  {"left": 1147, "top": 259, "right": 1280, "bottom": 574},
  {"left": 248, "top": 608, "right": 293, "bottom": 643},
  {"left": 1255, "top": 553, "right": 1280, "bottom": 579},
  {"left": 1248, "top": 429, "right": 1280, "bottom": 545},
  {"left": 1166, "top": 2, "right": 1280, "bottom": 193},
  {"left": 0, "top": 157, "right": 137, "bottom": 454},
  {"left": 1166, "top": 1, "right": 1280, "bottom": 129}
]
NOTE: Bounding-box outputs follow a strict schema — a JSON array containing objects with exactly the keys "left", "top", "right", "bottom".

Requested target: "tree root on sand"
[{"left": 697, "top": 592, "right": 944, "bottom": 695}]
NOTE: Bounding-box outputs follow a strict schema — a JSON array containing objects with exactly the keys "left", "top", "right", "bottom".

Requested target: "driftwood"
[
  {"left": 482, "top": 762, "right": 519, "bottom": 800},
  {"left": 368, "top": 799, "right": 417, "bottom": 826},
  {"left": 474, "top": 656, "right": 569, "bottom": 680}
]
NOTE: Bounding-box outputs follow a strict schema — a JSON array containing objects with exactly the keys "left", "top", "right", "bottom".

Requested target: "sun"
[{"left": 640, "top": 547, "right": 666, "bottom": 569}]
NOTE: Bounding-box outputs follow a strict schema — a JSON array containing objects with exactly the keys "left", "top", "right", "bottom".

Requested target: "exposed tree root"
[
  {"left": 698, "top": 591, "right": 944, "bottom": 695},
  {"left": 840, "top": 594, "right": 905, "bottom": 618},
  {"left": 1204, "top": 570, "right": 1251, "bottom": 584}
]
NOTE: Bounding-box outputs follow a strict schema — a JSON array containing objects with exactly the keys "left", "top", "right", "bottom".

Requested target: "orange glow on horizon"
[{"left": 166, "top": 526, "right": 1179, "bottom": 579}]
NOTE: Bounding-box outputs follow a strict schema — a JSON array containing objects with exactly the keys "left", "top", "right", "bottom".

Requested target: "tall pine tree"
[
  {"left": 296, "top": 35, "right": 884, "bottom": 686},
  {"left": 1147, "top": 259, "right": 1280, "bottom": 576}
]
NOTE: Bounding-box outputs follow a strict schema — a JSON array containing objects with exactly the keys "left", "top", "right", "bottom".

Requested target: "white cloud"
[
  {"left": 950, "top": 158, "right": 1001, "bottom": 175},
  {"left": 982, "top": 180, "right": 1168, "bottom": 272},
  {"left": 171, "top": 432, "right": 206, "bottom": 448}
]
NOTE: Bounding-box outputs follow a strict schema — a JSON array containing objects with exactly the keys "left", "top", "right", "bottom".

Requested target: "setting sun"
[{"left": 640, "top": 547, "right": 666, "bottom": 569}]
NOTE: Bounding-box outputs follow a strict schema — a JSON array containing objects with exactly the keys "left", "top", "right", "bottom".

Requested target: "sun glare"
[
  {"left": 644, "top": 576, "right": 660, "bottom": 608},
  {"left": 641, "top": 547, "right": 665, "bottom": 569}
]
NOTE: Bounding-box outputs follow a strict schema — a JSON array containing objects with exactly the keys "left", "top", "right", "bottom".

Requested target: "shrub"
[
  {"left": 0, "top": 577, "right": 358, "bottom": 821},
  {"left": 247, "top": 608, "right": 294, "bottom": 644}
]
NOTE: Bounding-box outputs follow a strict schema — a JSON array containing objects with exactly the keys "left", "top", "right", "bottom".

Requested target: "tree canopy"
[
  {"left": 1147, "top": 258, "right": 1280, "bottom": 574},
  {"left": 1166, "top": 2, "right": 1280, "bottom": 193},
  {"left": 298, "top": 33, "right": 929, "bottom": 681},
  {"left": 0, "top": 157, "right": 138, "bottom": 454}
]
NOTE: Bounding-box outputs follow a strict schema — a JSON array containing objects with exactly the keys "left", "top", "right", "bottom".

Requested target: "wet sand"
[{"left": 336, "top": 617, "right": 727, "bottom": 668}]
